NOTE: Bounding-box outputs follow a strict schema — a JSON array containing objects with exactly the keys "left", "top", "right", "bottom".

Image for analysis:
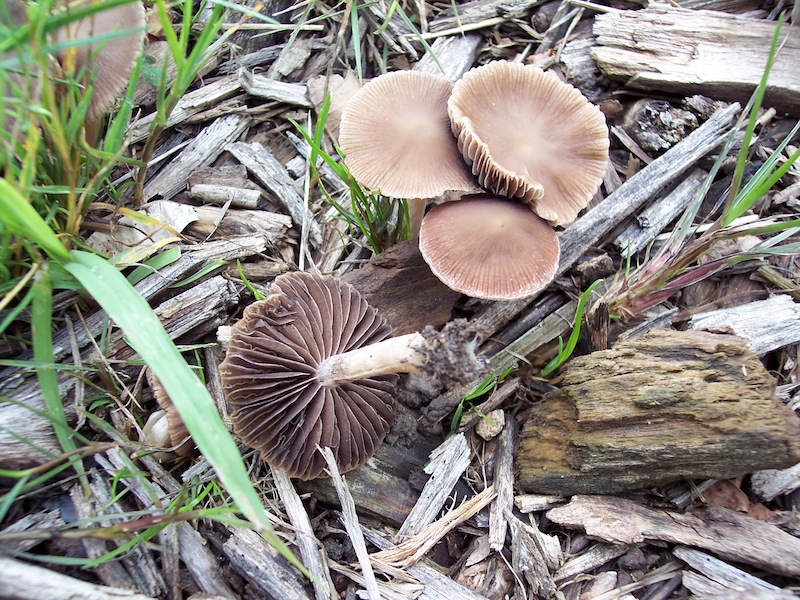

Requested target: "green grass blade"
[
  {"left": 0, "top": 179, "right": 70, "bottom": 262},
  {"left": 63, "top": 250, "right": 309, "bottom": 577}
]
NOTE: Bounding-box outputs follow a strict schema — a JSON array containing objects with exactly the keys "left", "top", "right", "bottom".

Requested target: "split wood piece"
[
  {"left": 614, "top": 168, "right": 706, "bottom": 257},
  {"left": 142, "top": 114, "right": 250, "bottom": 203},
  {"left": 127, "top": 74, "right": 242, "bottom": 143},
  {"left": 272, "top": 469, "right": 337, "bottom": 600},
  {"left": 414, "top": 34, "right": 483, "bottom": 81},
  {"left": 238, "top": 68, "right": 311, "bottom": 107},
  {"left": 688, "top": 294, "right": 800, "bottom": 355},
  {"left": 321, "top": 448, "right": 382, "bottom": 600},
  {"left": 546, "top": 495, "right": 800, "bottom": 577},
  {"left": 342, "top": 239, "right": 461, "bottom": 336},
  {"left": 751, "top": 462, "right": 800, "bottom": 502},
  {"left": 592, "top": 8, "right": 800, "bottom": 114},
  {"left": 396, "top": 433, "right": 471, "bottom": 539},
  {"left": 188, "top": 205, "right": 292, "bottom": 240},
  {"left": 371, "top": 485, "right": 497, "bottom": 569},
  {"left": 553, "top": 543, "right": 630, "bottom": 584},
  {"left": 222, "top": 526, "right": 312, "bottom": 599},
  {"left": 506, "top": 510, "right": 559, "bottom": 598},
  {"left": 188, "top": 183, "right": 262, "bottom": 208},
  {"left": 105, "top": 275, "right": 238, "bottom": 363},
  {"left": 518, "top": 329, "right": 800, "bottom": 494},
  {"left": 363, "top": 527, "right": 488, "bottom": 600},
  {"left": 0, "top": 510, "right": 64, "bottom": 554},
  {"left": 69, "top": 478, "right": 165, "bottom": 596},
  {"left": 227, "top": 141, "right": 323, "bottom": 246},
  {"left": 427, "top": 0, "right": 548, "bottom": 35},
  {"left": 419, "top": 102, "right": 742, "bottom": 424},
  {"left": 674, "top": 547, "right": 795, "bottom": 599},
  {"left": 0, "top": 556, "right": 156, "bottom": 600},
  {"left": 98, "top": 450, "right": 236, "bottom": 598},
  {"left": 488, "top": 415, "right": 517, "bottom": 551}
]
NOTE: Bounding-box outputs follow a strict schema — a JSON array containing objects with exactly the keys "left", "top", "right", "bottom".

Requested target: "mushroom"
[
  {"left": 448, "top": 61, "right": 609, "bottom": 226},
  {"left": 419, "top": 195, "right": 560, "bottom": 301},
  {"left": 219, "top": 271, "right": 484, "bottom": 479},
  {"left": 338, "top": 70, "right": 479, "bottom": 235},
  {"left": 1, "top": 0, "right": 146, "bottom": 143},
  {"left": 142, "top": 369, "right": 194, "bottom": 458}
]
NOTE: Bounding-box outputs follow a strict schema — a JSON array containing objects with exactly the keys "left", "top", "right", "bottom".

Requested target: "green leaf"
[
  {"left": 0, "top": 178, "right": 69, "bottom": 262},
  {"left": 63, "top": 250, "right": 309, "bottom": 577}
]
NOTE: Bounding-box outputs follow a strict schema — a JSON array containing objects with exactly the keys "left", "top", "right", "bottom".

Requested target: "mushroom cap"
[
  {"left": 419, "top": 195, "right": 560, "bottom": 301},
  {"left": 219, "top": 272, "right": 397, "bottom": 480},
  {"left": 146, "top": 369, "right": 193, "bottom": 457},
  {"left": 338, "top": 70, "right": 478, "bottom": 199},
  {"left": 448, "top": 61, "right": 609, "bottom": 226},
  {"left": 55, "top": 0, "right": 145, "bottom": 124}
]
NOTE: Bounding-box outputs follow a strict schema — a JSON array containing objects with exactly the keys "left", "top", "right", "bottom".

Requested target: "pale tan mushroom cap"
[
  {"left": 419, "top": 195, "right": 560, "bottom": 301},
  {"left": 56, "top": 0, "right": 146, "bottom": 123},
  {"left": 339, "top": 70, "right": 478, "bottom": 198},
  {"left": 220, "top": 272, "right": 397, "bottom": 480},
  {"left": 448, "top": 61, "right": 609, "bottom": 226}
]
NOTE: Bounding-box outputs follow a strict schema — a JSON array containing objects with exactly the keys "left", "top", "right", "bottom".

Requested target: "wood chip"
[
  {"left": 688, "top": 294, "right": 800, "bottom": 355},
  {"left": 547, "top": 495, "right": 800, "bottom": 577}
]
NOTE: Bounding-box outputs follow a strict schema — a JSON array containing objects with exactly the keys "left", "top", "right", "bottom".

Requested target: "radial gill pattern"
[{"left": 219, "top": 271, "right": 397, "bottom": 480}]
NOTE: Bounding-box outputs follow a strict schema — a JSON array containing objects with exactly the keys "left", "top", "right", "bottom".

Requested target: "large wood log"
[
  {"left": 518, "top": 329, "right": 800, "bottom": 494},
  {"left": 592, "top": 8, "right": 800, "bottom": 114}
]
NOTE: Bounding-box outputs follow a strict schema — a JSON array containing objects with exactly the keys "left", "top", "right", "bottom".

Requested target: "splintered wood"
[
  {"left": 518, "top": 329, "right": 800, "bottom": 494},
  {"left": 592, "top": 7, "right": 800, "bottom": 114}
]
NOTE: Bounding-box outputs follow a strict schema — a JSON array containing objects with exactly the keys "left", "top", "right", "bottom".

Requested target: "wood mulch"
[{"left": 1, "top": 0, "right": 800, "bottom": 598}]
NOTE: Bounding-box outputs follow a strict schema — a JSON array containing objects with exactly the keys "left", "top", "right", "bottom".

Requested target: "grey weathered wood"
[
  {"left": 514, "top": 493, "right": 566, "bottom": 513},
  {"left": 238, "top": 68, "right": 311, "bottom": 107},
  {"left": 592, "top": 8, "right": 800, "bottom": 114},
  {"left": 226, "top": 141, "right": 323, "bottom": 246},
  {"left": 272, "top": 469, "right": 337, "bottom": 600},
  {"left": 506, "top": 511, "right": 558, "bottom": 598},
  {"left": 98, "top": 450, "right": 237, "bottom": 598},
  {"left": 0, "top": 556, "right": 156, "bottom": 600},
  {"left": 547, "top": 495, "right": 800, "bottom": 577},
  {"left": 143, "top": 114, "right": 250, "bottom": 202},
  {"left": 688, "top": 294, "right": 800, "bottom": 355},
  {"left": 674, "top": 547, "right": 793, "bottom": 598},
  {"left": 223, "top": 527, "right": 312, "bottom": 599},
  {"left": 189, "top": 183, "right": 262, "bottom": 208},
  {"left": 190, "top": 205, "right": 291, "bottom": 241},
  {"left": 127, "top": 75, "right": 242, "bottom": 143},
  {"left": 518, "top": 329, "right": 800, "bottom": 494},
  {"left": 614, "top": 169, "right": 706, "bottom": 256},
  {"left": 553, "top": 543, "right": 629, "bottom": 584},
  {"left": 364, "top": 527, "right": 488, "bottom": 600},
  {"left": 397, "top": 433, "right": 471, "bottom": 539},
  {"left": 427, "top": 0, "right": 547, "bottom": 34},
  {"left": 414, "top": 34, "right": 484, "bottom": 81},
  {"left": 751, "top": 462, "right": 800, "bottom": 501},
  {"left": 321, "top": 448, "right": 381, "bottom": 600},
  {"left": 488, "top": 416, "right": 516, "bottom": 551}
]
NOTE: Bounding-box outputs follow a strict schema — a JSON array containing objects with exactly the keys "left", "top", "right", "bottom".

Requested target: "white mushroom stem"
[
  {"left": 316, "top": 333, "right": 426, "bottom": 385},
  {"left": 407, "top": 198, "right": 426, "bottom": 238},
  {"left": 315, "top": 321, "right": 485, "bottom": 387}
]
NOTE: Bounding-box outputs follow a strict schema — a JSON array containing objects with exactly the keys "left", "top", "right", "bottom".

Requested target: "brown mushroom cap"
[
  {"left": 419, "top": 195, "right": 560, "bottom": 300},
  {"left": 219, "top": 272, "right": 397, "bottom": 480},
  {"left": 55, "top": 0, "right": 145, "bottom": 125},
  {"left": 338, "top": 70, "right": 478, "bottom": 198},
  {"left": 448, "top": 61, "right": 609, "bottom": 226}
]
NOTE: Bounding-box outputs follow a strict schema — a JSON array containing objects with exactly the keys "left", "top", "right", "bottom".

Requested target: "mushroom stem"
[
  {"left": 316, "top": 320, "right": 486, "bottom": 387},
  {"left": 316, "top": 333, "right": 425, "bottom": 385},
  {"left": 407, "top": 198, "right": 426, "bottom": 238}
]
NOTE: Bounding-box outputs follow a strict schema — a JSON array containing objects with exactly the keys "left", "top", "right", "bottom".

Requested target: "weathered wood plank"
[
  {"left": 592, "top": 8, "right": 800, "bottom": 114},
  {"left": 547, "top": 495, "right": 800, "bottom": 577},
  {"left": 518, "top": 329, "right": 800, "bottom": 494}
]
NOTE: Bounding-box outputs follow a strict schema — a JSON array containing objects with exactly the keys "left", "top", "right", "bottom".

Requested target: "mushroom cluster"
[
  {"left": 219, "top": 271, "right": 483, "bottom": 480},
  {"left": 338, "top": 61, "right": 609, "bottom": 301}
]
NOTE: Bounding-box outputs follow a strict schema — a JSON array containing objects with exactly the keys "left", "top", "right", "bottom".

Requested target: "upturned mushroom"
[
  {"left": 338, "top": 70, "right": 479, "bottom": 234},
  {"left": 220, "top": 271, "right": 484, "bottom": 480},
  {"left": 141, "top": 369, "right": 194, "bottom": 458},
  {"left": 419, "top": 195, "right": 560, "bottom": 300},
  {"left": 448, "top": 61, "right": 609, "bottom": 226}
]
